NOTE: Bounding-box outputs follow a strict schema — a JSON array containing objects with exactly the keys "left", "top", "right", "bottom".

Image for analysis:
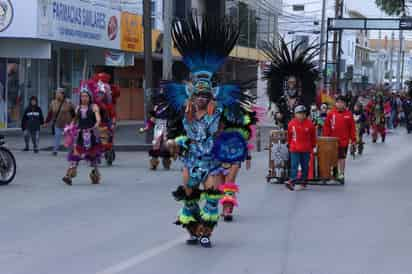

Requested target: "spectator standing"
[
  {"left": 44, "top": 88, "right": 75, "bottom": 156},
  {"left": 21, "top": 96, "right": 44, "bottom": 153}
]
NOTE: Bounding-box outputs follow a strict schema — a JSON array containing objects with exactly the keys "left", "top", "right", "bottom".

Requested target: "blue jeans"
[
  {"left": 54, "top": 127, "right": 63, "bottom": 152},
  {"left": 290, "top": 152, "right": 310, "bottom": 182},
  {"left": 388, "top": 110, "right": 396, "bottom": 129}
]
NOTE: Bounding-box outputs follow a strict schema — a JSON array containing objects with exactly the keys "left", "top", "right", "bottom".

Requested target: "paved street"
[{"left": 1, "top": 130, "right": 412, "bottom": 274}]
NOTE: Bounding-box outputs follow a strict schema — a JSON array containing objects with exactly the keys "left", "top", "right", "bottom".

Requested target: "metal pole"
[
  {"left": 143, "top": 0, "right": 153, "bottom": 144},
  {"left": 336, "top": 0, "right": 344, "bottom": 93},
  {"left": 332, "top": 0, "right": 340, "bottom": 92},
  {"left": 318, "top": 0, "right": 327, "bottom": 90},
  {"left": 324, "top": 29, "right": 329, "bottom": 91},
  {"left": 163, "top": 0, "right": 173, "bottom": 81},
  {"left": 390, "top": 31, "right": 394, "bottom": 84},
  {"left": 337, "top": 30, "right": 342, "bottom": 93},
  {"left": 401, "top": 50, "right": 405, "bottom": 91},
  {"left": 397, "top": 30, "right": 404, "bottom": 91}
]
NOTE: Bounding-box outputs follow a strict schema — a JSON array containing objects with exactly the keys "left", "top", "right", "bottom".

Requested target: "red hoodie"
[
  {"left": 288, "top": 118, "right": 317, "bottom": 153},
  {"left": 323, "top": 107, "right": 356, "bottom": 147}
]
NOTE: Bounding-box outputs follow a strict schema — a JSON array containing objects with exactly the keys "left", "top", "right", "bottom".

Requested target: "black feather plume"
[
  {"left": 172, "top": 15, "right": 240, "bottom": 75},
  {"left": 262, "top": 37, "right": 320, "bottom": 107}
]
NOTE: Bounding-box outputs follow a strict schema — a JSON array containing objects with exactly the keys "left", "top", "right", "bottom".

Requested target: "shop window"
[
  {"left": 59, "top": 48, "right": 73, "bottom": 98},
  {"left": 39, "top": 59, "right": 52, "bottom": 115},
  {"left": 22, "top": 59, "right": 40, "bottom": 108},
  {"left": 6, "top": 59, "right": 22, "bottom": 128},
  {"left": 0, "top": 59, "right": 6, "bottom": 128},
  {"left": 0, "top": 57, "right": 55, "bottom": 128},
  {"left": 47, "top": 49, "right": 58, "bottom": 106},
  {"left": 72, "top": 49, "right": 85, "bottom": 104}
]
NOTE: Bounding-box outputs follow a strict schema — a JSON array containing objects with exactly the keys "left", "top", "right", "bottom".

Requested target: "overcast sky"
[
  {"left": 282, "top": 0, "right": 400, "bottom": 39},
  {"left": 345, "top": 0, "right": 385, "bottom": 17}
]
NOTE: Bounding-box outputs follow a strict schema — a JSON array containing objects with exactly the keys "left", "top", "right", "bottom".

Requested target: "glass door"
[{"left": 6, "top": 59, "right": 22, "bottom": 128}]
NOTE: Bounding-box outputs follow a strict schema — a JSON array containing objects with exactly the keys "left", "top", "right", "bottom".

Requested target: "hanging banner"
[
  {"left": 105, "top": 50, "right": 124, "bottom": 66},
  {"left": 105, "top": 50, "right": 134, "bottom": 67},
  {"left": 120, "top": 12, "right": 143, "bottom": 52}
]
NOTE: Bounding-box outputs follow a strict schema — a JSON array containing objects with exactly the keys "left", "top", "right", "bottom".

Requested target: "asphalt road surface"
[{"left": 1, "top": 129, "right": 412, "bottom": 274}]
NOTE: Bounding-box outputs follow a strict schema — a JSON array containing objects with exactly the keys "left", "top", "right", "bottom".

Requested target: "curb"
[{"left": 39, "top": 144, "right": 152, "bottom": 152}]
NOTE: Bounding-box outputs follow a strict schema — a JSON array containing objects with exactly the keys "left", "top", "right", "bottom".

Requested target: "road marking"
[{"left": 96, "top": 236, "right": 186, "bottom": 274}]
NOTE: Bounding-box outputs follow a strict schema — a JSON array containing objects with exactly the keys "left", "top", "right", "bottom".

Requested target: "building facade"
[
  {"left": 0, "top": 0, "right": 280, "bottom": 128},
  {"left": 0, "top": 0, "right": 141, "bottom": 128}
]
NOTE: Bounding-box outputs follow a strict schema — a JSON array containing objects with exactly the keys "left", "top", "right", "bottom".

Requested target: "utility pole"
[
  {"left": 332, "top": 0, "right": 343, "bottom": 93},
  {"left": 336, "top": 0, "right": 344, "bottom": 93},
  {"left": 396, "top": 3, "right": 406, "bottom": 91},
  {"left": 143, "top": 0, "right": 153, "bottom": 143},
  {"left": 318, "top": 0, "right": 327, "bottom": 91},
  {"left": 163, "top": 0, "right": 173, "bottom": 81},
  {"left": 397, "top": 30, "right": 403, "bottom": 91},
  {"left": 401, "top": 50, "right": 405, "bottom": 91},
  {"left": 389, "top": 31, "right": 394, "bottom": 84}
]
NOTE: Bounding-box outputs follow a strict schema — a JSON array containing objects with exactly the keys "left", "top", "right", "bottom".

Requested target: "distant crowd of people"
[{"left": 271, "top": 83, "right": 412, "bottom": 191}]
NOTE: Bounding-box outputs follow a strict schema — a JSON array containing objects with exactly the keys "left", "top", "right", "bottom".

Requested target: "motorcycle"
[{"left": 0, "top": 135, "right": 17, "bottom": 185}]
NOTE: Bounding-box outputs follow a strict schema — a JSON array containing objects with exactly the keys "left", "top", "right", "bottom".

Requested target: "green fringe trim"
[
  {"left": 243, "top": 114, "right": 251, "bottom": 125},
  {"left": 201, "top": 193, "right": 224, "bottom": 201},
  {"left": 178, "top": 209, "right": 197, "bottom": 225},
  {"left": 224, "top": 127, "right": 250, "bottom": 140},
  {"left": 200, "top": 210, "right": 220, "bottom": 222},
  {"left": 174, "top": 135, "right": 189, "bottom": 149}
]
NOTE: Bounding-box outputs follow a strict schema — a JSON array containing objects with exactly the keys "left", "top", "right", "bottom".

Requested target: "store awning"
[{"left": 0, "top": 39, "right": 51, "bottom": 59}]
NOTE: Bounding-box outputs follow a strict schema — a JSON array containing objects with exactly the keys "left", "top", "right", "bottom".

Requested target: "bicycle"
[{"left": 0, "top": 135, "right": 17, "bottom": 185}]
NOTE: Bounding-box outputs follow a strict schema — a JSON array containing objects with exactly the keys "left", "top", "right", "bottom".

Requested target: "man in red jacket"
[
  {"left": 323, "top": 96, "right": 356, "bottom": 183},
  {"left": 286, "top": 105, "right": 317, "bottom": 191}
]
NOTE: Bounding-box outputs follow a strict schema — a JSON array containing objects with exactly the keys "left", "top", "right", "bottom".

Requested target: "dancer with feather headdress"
[
  {"left": 62, "top": 82, "right": 102, "bottom": 185},
  {"left": 139, "top": 89, "right": 175, "bottom": 170},
  {"left": 164, "top": 15, "right": 259, "bottom": 247},
  {"left": 263, "top": 37, "right": 320, "bottom": 129}
]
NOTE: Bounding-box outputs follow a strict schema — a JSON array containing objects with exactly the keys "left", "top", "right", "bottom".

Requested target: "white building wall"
[{"left": 341, "top": 30, "right": 357, "bottom": 67}]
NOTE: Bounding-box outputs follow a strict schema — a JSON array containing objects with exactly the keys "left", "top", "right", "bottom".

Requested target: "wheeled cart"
[{"left": 266, "top": 132, "right": 344, "bottom": 185}]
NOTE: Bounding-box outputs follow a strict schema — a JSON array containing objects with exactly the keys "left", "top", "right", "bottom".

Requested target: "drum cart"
[{"left": 266, "top": 130, "right": 344, "bottom": 185}]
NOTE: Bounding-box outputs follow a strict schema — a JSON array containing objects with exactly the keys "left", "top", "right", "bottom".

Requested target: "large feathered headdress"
[
  {"left": 263, "top": 37, "right": 320, "bottom": 107},
  {"left": 172, "top": 15, "right": 239, "bottom": 88},
  {"left": 163, "top": 15, "right": 240, "bottom": 111}
]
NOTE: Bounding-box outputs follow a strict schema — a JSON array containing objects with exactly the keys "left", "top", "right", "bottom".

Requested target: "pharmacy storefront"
[{"left": 0, "top": 0, "right": 135, "bottom": 128}]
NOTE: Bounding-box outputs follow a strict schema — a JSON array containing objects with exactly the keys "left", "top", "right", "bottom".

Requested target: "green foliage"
[{"left": 375, "top": 0, "right": 405, "bottom": 16}]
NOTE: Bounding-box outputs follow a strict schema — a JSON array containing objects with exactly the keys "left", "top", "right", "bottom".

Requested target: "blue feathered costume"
[{"left": 164, "top": 16, "right": 259, "bottom": 248}]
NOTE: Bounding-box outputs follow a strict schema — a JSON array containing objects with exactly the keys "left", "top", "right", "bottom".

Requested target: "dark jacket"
[{"left": 22, "top": 105, "right": 44, "bottom": 132}]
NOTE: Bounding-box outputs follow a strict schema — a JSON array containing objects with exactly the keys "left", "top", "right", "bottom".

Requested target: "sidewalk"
[
  {"left": 1, "top": 120, "right": 277, "bottom": 152},
  {"left": 1, "top": 121, "right": 151, "bottom": 152}
]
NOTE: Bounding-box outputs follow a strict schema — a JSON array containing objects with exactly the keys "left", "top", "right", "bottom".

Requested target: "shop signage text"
[
  {"left": 52, "top": 2, "right": 106, "bottom": 30},
  {"left": 38, "top": 0, "right": 120, "bottom": 49}
]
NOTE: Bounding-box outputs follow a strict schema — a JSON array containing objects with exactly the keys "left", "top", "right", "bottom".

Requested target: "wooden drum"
[{"left": 317, "top": 137, "right": 338, "bottom": 179}]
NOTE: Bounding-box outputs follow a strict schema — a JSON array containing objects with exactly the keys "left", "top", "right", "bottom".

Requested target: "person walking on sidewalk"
[
  {"left": 44, "top": 88, "right": 75, "bottom": 156},
  {"left": 21, "top": 96, "right": 44, "bottom": 153},
  {"left": 285, "top": 105, "right": 317, "bottom": 191},
  {"left": 323, "top": 96, "right": 356, "bottom": 183}
]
